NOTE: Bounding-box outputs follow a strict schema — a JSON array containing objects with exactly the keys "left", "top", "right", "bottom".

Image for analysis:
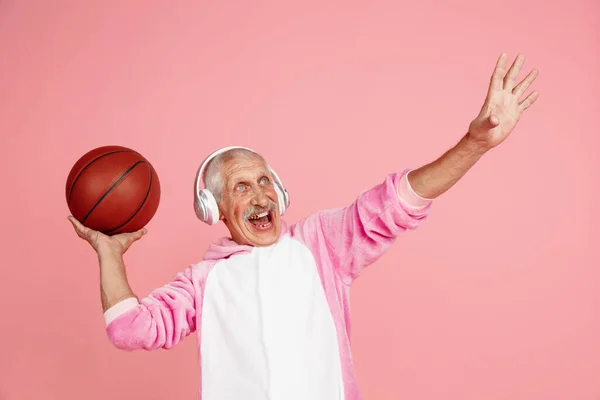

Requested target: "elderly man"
[{"left": 68, "top": 53, "right": 538, "bottom": 400}]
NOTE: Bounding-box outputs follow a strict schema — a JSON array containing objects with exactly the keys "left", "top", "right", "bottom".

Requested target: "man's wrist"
[
  {"left": 462, "top": 132, "right": 491, "bottom": 157},
  {"left": 97, "top": 244, "right": 125, "bottom": 267}
]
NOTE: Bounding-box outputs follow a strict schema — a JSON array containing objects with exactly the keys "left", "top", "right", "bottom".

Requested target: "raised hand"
[
  {"left": 468, "top": 53, "right": 539, "bottom": 151},
  {"left": 67, "top": 216, "right": 146, "bottom": 255}
]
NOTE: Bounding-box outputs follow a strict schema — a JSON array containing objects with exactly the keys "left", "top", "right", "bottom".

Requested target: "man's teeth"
[{"left": 249, "top": 211, "right": 269, "bottom": 220}]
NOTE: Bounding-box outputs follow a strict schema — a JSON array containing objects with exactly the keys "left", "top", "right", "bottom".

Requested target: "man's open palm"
[
  {"left": 468, "top": 53, "right": 539, "bottom": 150},
  {"left": 68, "top": 216, "right": 146, "bottom": 255}
]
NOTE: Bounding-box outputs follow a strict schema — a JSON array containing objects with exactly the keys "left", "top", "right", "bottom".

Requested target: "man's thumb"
[
  {"left": 134, "top": 228, "right": 147, "bottom": 239},
  {"left": 486, "top": 114, "right": 500, "bottom": 128}
]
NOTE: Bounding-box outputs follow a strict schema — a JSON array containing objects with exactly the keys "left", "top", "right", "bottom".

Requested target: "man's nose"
[{"left": 252, "top": 189, "right": 269, "bottom": 208}]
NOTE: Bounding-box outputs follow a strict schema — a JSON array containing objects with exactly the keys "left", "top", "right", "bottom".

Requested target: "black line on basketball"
[
  {"left": 68, "top": 150, "right": 136, "bottom": 202},
  {"left": 81, "top": 161, "right": 145, "bottom": 224},
  {"left": 105, "top": 162, "right": 154, "bottom": 235}
]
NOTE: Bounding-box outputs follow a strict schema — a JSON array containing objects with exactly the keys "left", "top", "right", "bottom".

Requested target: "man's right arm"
[
  {"left": 67, "top": 216, "right": 197, "bottom": 351},
  {"left": 98, "top": 247, "right": 138, "bottom": 312},
  {"left": 97, "top": 246, "right": 197, "bottom": 351}
]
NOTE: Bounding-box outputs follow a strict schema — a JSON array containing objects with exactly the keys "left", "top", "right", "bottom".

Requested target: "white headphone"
[{"left": 193, "top": 146, "right": 290, "bottom": 225}]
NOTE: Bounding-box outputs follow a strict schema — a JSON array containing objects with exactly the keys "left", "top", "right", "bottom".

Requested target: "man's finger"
[
  {"left": 488, "top": 114, "right": 500, "bottom": 127},
  {"left": 67, "top": 216, "right": 84, "bottom": 233},
  {"left": 504, "top": 54, "right": 525, "bottom": 91},
  {"left": 131, "top": 228, "right": 147, "bottom": 240},
  {"left": 479, "top": 114, "right": 499, "bottom": 131},
  {"left": 519, "top": 91, "right": 539, "bottom": 111},
  {"left": 488, "top": 53, "right": 508, "bottom": 95},
  {"left": 120, "top": 228, "right": 147, "bottom": 250},
  {"left": 513, "top": 68, "right": 538, "bottom": 98},
  {"left": 68, "top": 216, "right": 92, "bottom": 240}
]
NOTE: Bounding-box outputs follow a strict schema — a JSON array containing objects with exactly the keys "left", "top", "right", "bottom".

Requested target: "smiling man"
[{"left": 68, "top": 53, "right": 539, "bottom": 400}]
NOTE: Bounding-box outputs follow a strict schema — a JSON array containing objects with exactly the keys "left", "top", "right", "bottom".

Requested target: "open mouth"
[{"left": 247, "top": 210, "right": 273, "bottom": 231}]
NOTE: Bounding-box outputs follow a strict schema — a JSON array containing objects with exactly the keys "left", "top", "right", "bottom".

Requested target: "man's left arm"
[
  {"left": 406, "top": 133, "right": 486, "bottom": 201},
  {"left": 290, "top": 169, "right": 433, "bottom": 285},
  {"left": 408, "top": 53, "right": 538, "bottom": 200},
  {"left": 291, "top": 53, "right": 539, "bottom": 284}
]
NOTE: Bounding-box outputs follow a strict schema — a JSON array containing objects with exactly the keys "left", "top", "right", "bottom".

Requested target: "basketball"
[{"left": 65, "top": 145, "right": 161, "bottom": 235}]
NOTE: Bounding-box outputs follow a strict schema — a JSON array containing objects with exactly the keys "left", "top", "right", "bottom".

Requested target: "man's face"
[{"left": 218, "top": 155, "right": 281, "bottom": 247}]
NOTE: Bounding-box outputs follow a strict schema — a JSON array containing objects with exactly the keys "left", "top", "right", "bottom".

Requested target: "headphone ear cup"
[
  {"left": 196, "top": 189, "right": 220, "bottom": 225},
  {"left": 273, "top": 183, "right": 287, "bottom": 216}
]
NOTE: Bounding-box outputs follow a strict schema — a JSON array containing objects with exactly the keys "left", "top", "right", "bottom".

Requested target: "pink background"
[{"left": 1, "top": 1, "right": 599, "bottom": 399}]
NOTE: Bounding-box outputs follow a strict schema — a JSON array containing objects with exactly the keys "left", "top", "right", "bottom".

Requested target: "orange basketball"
[{"left": 65, "top": 145, "right": 161, "bottom": 235}]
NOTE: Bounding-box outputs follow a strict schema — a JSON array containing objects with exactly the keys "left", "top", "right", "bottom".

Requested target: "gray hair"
[{"left": 203, "top": 148, "right": 269, "bottom": 203}]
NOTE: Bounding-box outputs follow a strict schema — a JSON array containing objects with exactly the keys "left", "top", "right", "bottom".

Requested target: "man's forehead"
[{"left": 223, "top": 156, "right": 269, "bottom": 179}]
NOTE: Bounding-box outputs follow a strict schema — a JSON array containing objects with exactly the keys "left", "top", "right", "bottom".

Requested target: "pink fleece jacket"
[{"left": 103, "top": 169, "right": 432, "bottom": 399}]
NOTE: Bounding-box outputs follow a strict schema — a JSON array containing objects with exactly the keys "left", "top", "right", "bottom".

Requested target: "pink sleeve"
[
  {"left": 102, "top": 266, "right": 197, "bottom": 351},
  {"left": 290, "top": 170, "right": 432, "bottom": 284}
]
